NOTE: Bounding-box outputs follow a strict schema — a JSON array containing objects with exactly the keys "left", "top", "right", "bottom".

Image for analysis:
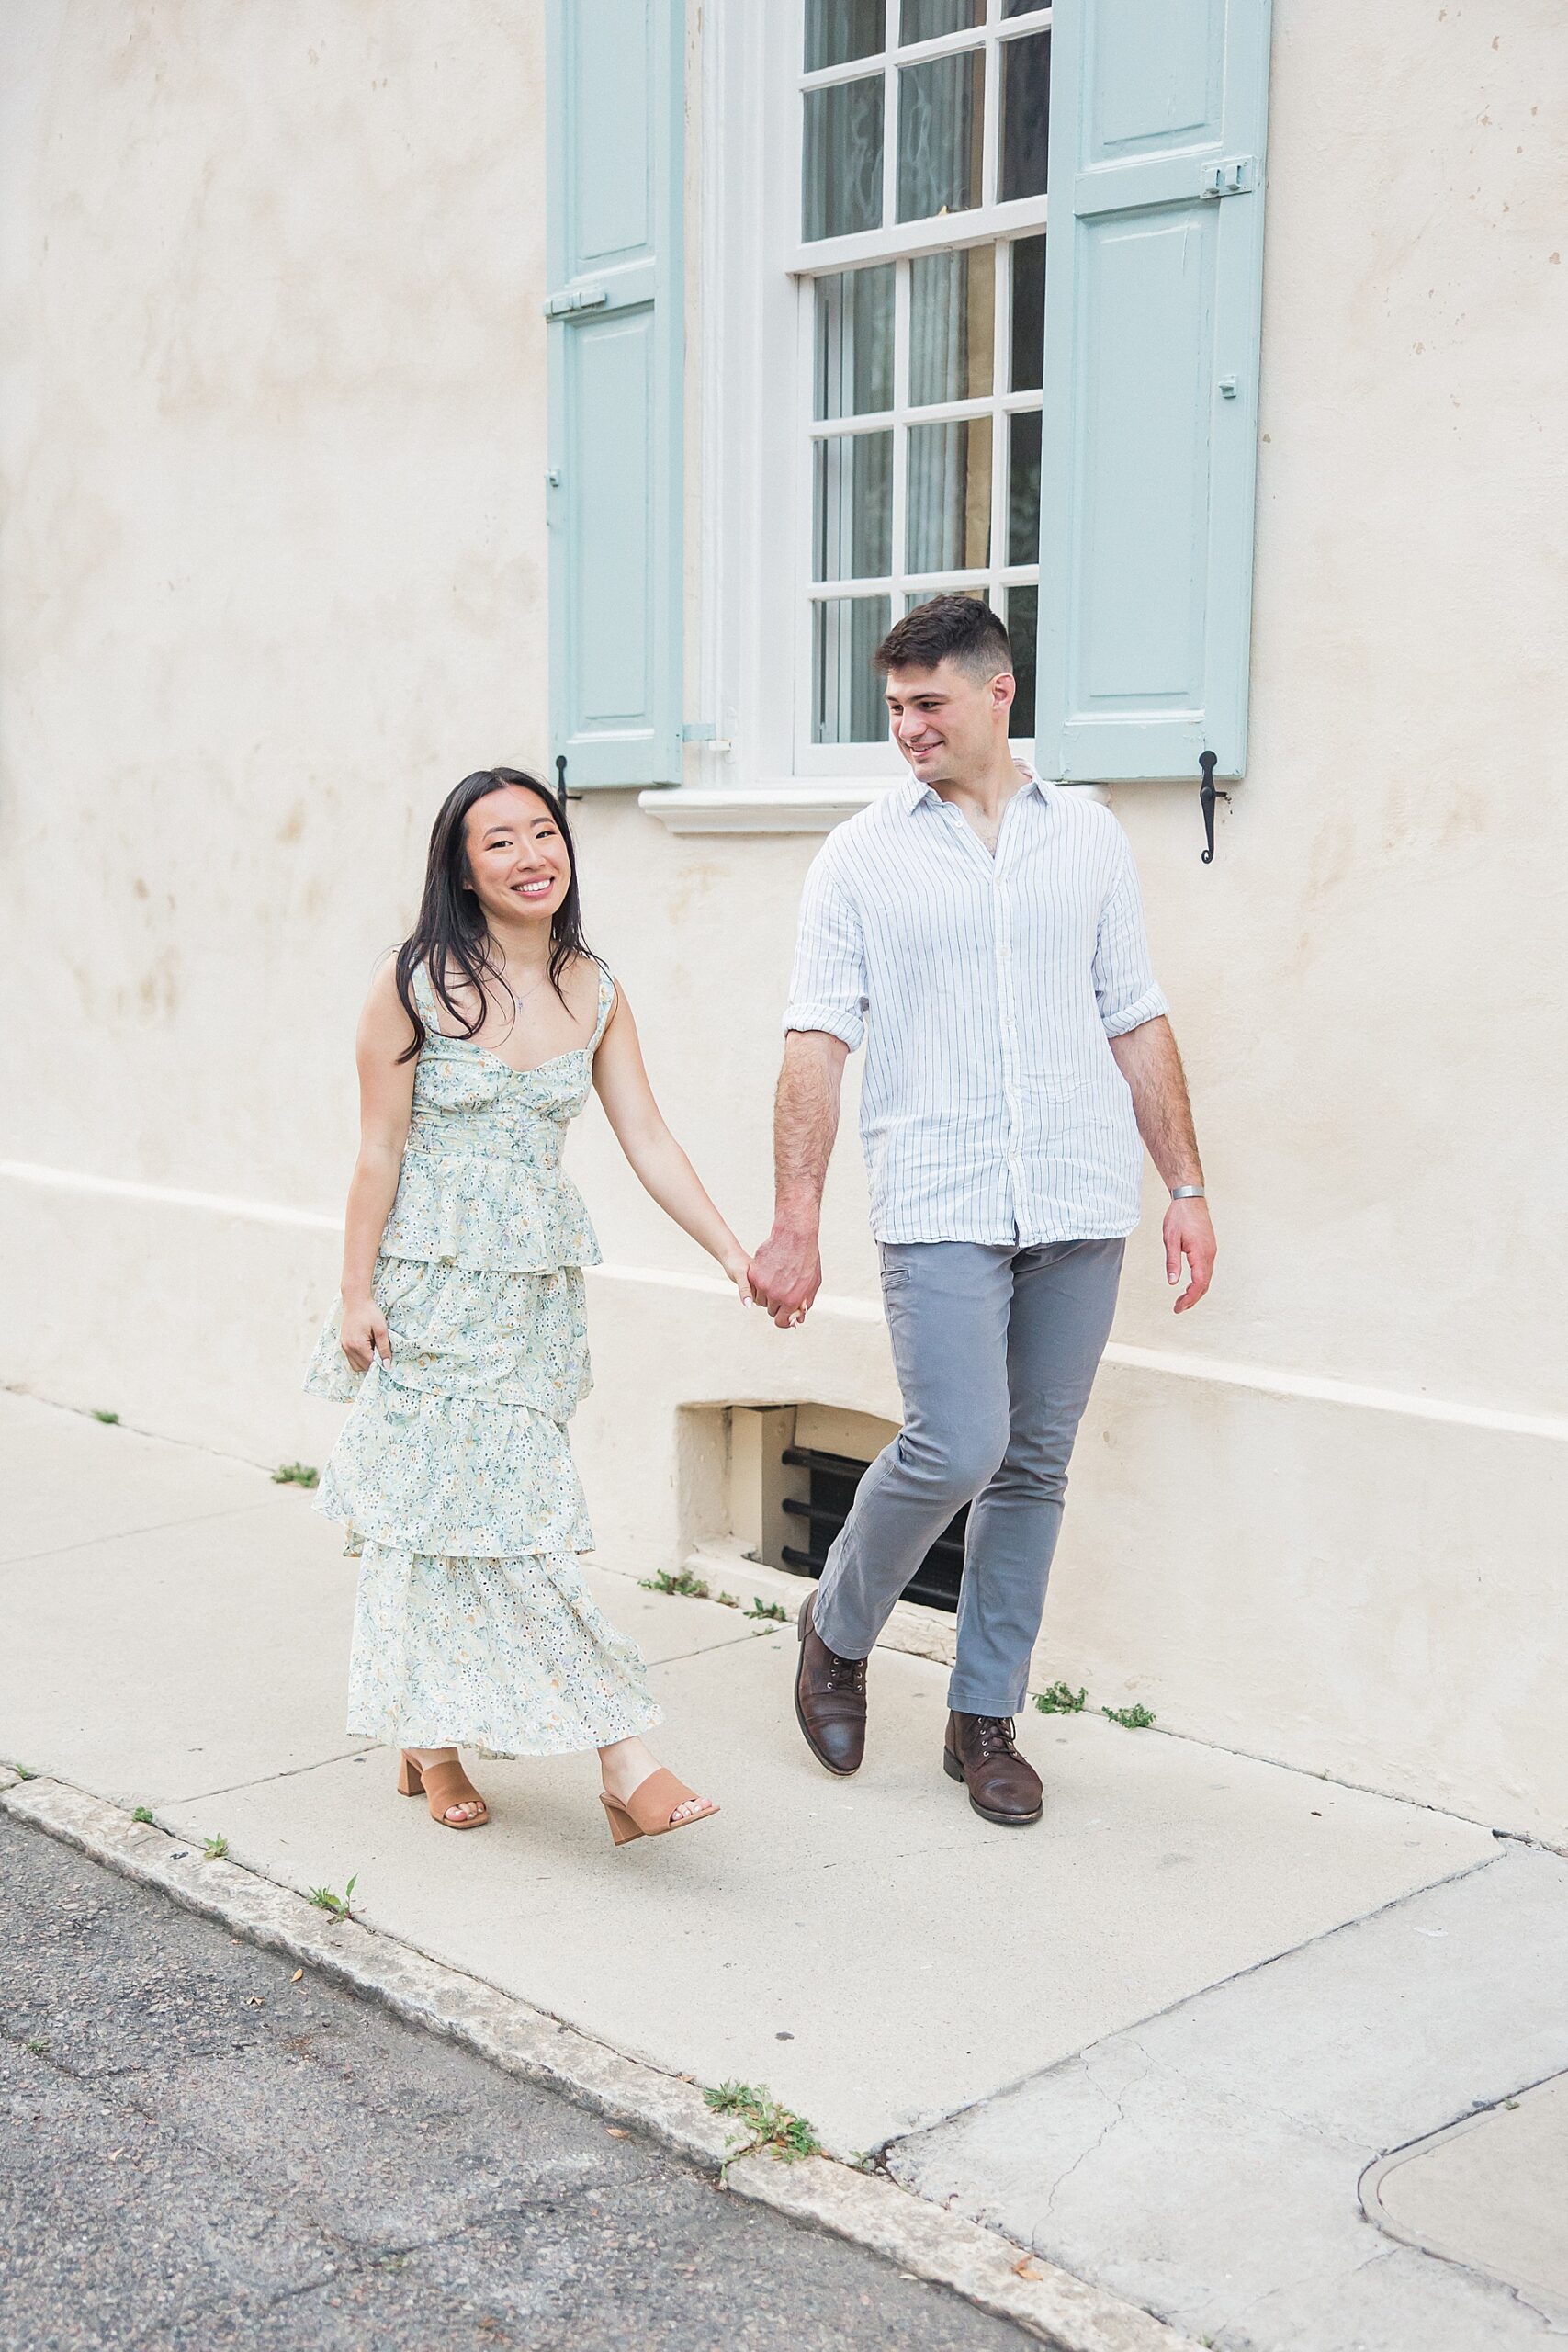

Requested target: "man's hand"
[
  {"left": 748, "top": 1222, "right": 823, "bottom": 1329},
  {"left": 1163, "top": 1198, "right": 1215, "bottom": 1314}
]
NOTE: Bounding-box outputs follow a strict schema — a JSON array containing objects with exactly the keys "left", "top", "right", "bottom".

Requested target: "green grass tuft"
[
  {"left": 1102, "top": 1702, "right": 1156, "bottom": 1729},
  {"left": 308, "top": 1874, "right": 357, "bottom": 1922},
  {"left": 746, "top": 1597, "right": 789, "bottom": 1623},
  {"left": 203, "top": 1834, "right": 230, "bottom": 1860},
  {"left": 1033, "top": 1681, "right": 1087, "bottom": 1714},
  {"left": 637, "top": 1567, "right": 711, "bottom": 1600},
  {"left": 704, "top": 2079, "right": 821, "bottom": 2165},
  {"left": 272, "top": 1462, "right": 320, "bottom": 1489},
  {"left": 92, "top": 1408, "right": 120, "bottom": 1425},
  {"left": 131, "top": 1806, "right": 155, "bottom": 1825}
]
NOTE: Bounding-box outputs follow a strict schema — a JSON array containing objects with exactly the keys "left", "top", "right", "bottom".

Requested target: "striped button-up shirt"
[{"left": 784, "top": 772, "right": 1168, "bottom": 1245}]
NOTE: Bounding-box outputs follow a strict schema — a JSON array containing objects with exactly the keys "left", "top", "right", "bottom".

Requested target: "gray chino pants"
[{"left": 813, "top": 1238, "right": 1125, "bottom": 1718}]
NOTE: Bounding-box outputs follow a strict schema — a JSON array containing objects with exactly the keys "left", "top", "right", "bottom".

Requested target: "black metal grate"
[{"left": 777, "top": 1444, "right": 964, "bottom": 1613}]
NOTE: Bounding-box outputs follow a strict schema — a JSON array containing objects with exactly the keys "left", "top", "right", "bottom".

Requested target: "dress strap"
[
  {"left": 589, "top": 965, "right": 617, "bottom": 1054},
  {"left": 409, "top": 959, "right": 446, "bottom": 1035}
]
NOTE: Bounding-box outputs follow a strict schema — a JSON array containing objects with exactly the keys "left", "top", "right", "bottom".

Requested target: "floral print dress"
[{"left": 304, "top": 961, "right": 660, "bottom": 1756}]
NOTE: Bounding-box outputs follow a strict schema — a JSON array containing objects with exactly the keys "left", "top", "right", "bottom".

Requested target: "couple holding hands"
[{"left": 307, "top": 596, "right": 1215, "bottom": 1844}]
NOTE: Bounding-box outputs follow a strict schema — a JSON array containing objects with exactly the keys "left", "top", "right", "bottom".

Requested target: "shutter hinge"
[
  {"left": 543, "top": 285, "right": 608, "bottom": 319},
  {"left": 1198, "top": 156, "right": 1257, "bottom": 199}
]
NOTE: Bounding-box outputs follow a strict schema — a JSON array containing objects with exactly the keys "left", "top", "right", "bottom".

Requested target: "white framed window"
[
  {"left": 795, "top": 2, "right": 1050, "bottom": 772},
  {"left": 670, "top": 0, "right": 1050, "bottom": 829}
]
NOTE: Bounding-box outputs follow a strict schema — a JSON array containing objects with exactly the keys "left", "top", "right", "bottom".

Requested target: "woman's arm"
[
  {"left": 339, "top": 962, "right": 419, "bottom": 1369},
  {"left": 592, "top": 985, "right": 750, "bottom": 1303}
]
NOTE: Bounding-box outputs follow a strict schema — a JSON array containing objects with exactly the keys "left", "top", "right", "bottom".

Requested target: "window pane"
[
  {"left": 906, "top": 416, "right": 992, "bottom": 573},
  {"left": 803, "top": 77, "right": 886, "bottom": 241},
  {"left": 1007, "top": 409, "right": 1042, "bottom": 565},
  {"left": 1002, "top": 0, "right": 1049, "bottom": 16},
  {"left": 806, "top": 0, "right": 885, "bottom": 72},
  {"left": 998, "top": 31, "right": 1050, "bottom": 202},
  {"left": 815, "top": 266, "right": 895, "bottom": 421},
  {"left": 1005, "top": 584, "right": 1037, "bottom": 737},
  {"left": 1009, "top": 232, "right": 1046, "bottom": 391},
  {"left": 897, "top": 50, "right": 984, "bottom": 223},
  {"left": 900, "top": 0, "right": 982, "bottom": 39},
  {"left": 814, "top": 596, "right": 893, "bottom": 742},
  {"left": 909, "top": 246, "right": 994, "bottom": 407},
  {"left": 814, "top": 431, "right": 894, "bottom": 581}
]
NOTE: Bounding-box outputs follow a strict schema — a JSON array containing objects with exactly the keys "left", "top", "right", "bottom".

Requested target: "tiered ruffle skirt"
[{"left": 306, "top": 1240, "right": 660, "bottom": 1757}]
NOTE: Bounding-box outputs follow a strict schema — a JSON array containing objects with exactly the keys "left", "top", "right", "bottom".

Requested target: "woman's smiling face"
[{"left": 461, "top": 784, "right": 572, "bottom": 929}]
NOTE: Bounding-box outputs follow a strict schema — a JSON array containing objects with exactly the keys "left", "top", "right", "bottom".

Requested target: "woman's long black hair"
[{"left": 393, "top": 768, "right": 594, "bottom": 1063}]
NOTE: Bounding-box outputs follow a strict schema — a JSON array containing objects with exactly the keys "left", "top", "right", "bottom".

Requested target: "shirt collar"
[{"left": 898, "top": 764, "right": 1049, "bottom": 814}]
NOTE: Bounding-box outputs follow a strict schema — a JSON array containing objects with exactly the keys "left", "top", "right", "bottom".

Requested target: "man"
[{"left": 749, "top": 596, "right": 1214, "bottom": 1828}]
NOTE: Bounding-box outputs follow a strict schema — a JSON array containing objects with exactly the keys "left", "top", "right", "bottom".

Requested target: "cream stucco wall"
[{"left": 3, "top": 3, "right": 1564, "bottom": 1838}]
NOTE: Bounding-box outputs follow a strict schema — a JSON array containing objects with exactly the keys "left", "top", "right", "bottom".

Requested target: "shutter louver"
[
  {"left": 1034, "top": 0, "right": 1273, "bottom": 783},
  {"left": 546, "top": 0, "right": 685, "bottom": 788}
]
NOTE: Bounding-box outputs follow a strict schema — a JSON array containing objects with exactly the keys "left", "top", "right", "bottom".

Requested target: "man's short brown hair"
[{"left": 874, "top": 594, "right": 1014, "bottom": 682}]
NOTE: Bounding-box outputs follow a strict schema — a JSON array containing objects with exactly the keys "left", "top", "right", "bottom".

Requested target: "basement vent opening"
[
  {"left": 724, "top": 1406, "right": 963, "bottom": 1615},
  {"left": 780, "top": 1443, "right": 965, "bottom": 1613}
]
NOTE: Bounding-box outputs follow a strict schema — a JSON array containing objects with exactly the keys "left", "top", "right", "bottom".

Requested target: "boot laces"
[
  {"left": 973, "top": 1715, "right": 1017, "bottom": 1759},
  {"left": 828, "top": 1650, "right": 867, "bottom": 1696}
]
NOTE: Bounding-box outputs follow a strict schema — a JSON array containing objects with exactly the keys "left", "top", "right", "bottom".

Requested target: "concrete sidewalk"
[{"left": 5, "top": 1390, "right": 1564, "bottom": 2349}]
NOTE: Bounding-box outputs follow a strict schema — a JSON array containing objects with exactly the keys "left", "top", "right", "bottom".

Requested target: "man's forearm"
[
  {"left": 1108, "top": 1016, "right": 1203, "bottom": 1192},
  {"left": 773, "top": 1030, "right": 847, "bottom": 1230}
]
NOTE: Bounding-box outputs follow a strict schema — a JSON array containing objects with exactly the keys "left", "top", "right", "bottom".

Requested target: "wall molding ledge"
[{"left": 6, "top": 1159, "right": 1565, "bottom": 1445}]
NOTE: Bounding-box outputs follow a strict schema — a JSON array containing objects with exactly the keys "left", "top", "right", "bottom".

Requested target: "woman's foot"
[
  {"left": 598, "top": 1735, "right": 716, "bottom": 1827},
  {"left": 403, "top": 1746, "right": 487, "bottom": 1824}
]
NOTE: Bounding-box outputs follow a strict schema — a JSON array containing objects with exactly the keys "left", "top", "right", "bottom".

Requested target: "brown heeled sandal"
[
  {"left": 397, "top": 1749, "right": 490, "bottom": 1829},
  {"left": 599, "top": 1768, "right": 718, "bottom": 1848}
]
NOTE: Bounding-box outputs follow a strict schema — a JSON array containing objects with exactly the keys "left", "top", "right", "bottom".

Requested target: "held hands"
[
  {"left": 340, "top": 1297, "right": 392, "bottom": 1373},
  {"left": 745, "top": 1220, "right": 822, "bottom": 1330},
  {"left": 1164, "top": 1197, "right": 1216, "bottom": 1313}
]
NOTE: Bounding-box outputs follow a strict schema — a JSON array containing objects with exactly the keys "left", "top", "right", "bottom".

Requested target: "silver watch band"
[{"left": 1170, "top": 1184, "right": 1206, "bottom": 1201}]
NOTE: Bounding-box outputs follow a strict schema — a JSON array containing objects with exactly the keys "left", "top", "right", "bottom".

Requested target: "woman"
[{"left": 306, "top": 767, "right": 750, "bottom": 1841}]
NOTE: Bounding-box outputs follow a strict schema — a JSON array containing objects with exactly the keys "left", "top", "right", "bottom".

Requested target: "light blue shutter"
[
  {"left": 546, "top": 0, "right": 684, "bottom": 789},
  {"left": 1035, "top": 0, "right": 1272, "bottom": 783}
]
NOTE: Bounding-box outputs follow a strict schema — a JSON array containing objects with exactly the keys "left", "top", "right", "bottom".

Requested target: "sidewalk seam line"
[
  {"left": 165, "top": 1744, "right": 384, "bottom": 1805},
  {"left": 0, "top": 1495, "right": 287, "bottom": 1571},
  {"left": 0, "top": 1768, "right": 1204, "bottom": 2352},
  {"left": 883, "top": 1848, "right": 1514, "bottom": 2153}
]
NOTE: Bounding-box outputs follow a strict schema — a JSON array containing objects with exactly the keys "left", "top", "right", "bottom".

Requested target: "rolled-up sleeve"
[
  {"left": 784, "top": 853, "right": 868, "bottom": 1050},
  {"left": 1093, "top": 831, "right": 1169, "bottom": 1037}
]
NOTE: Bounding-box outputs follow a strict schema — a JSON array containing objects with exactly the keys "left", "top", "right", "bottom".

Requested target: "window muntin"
[{"left": 798, "top": 4, "right": 1049, "bottom": 752}]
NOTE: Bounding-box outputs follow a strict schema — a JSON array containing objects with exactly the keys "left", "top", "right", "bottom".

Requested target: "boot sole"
[{"left": 942, "top": 1745, "right": 1043, "bottom": 1826}]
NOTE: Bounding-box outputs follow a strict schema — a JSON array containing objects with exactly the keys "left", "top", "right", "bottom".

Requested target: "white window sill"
[
  {"left": 637, "top": 781, "right": 887, "bottom": 835},
  {"left": 637, "top": 777, "right": 1111, "bottom": 833}
]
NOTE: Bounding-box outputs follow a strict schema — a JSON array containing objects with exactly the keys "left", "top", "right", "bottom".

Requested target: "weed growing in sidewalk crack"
[
  {"left": 638, "top": 1568, "right": 711, "bottom": 1600},
  {"left": 131, "top": 1807, "right": 155, "bottom": 1825},
  {"left": 746, "top": 1598, "right": 789, "bottom": 1623},
  {"left": 91, "top": 1408, "right": 120, "bottom": 1425},
  {"left": 1102, "top": 1702, "right": 1156, "bottom": 1729},
  {"left": 704, "top": 2080, "right": 821, "bottom": 2164},
  {"left": 203, "top": 1835, "right": 230, "bottom": 1860},
  {"left": 1033, "top": 1682, "right": 1086, "bottom": 1714},
  {"left": 272, "top": 1462, "right": 320, "bottom": 1489},
  {"left": 25, "top": 2037, "right": 50, "bottom": 2055},
  {"left": 308, "top": 1875, "right": 357, "bottom": 1923}
]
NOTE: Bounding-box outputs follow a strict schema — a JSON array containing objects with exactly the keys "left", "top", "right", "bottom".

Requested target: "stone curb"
[{"left": 0, "top": 1770, "right": 1200, "bottom": 2352}]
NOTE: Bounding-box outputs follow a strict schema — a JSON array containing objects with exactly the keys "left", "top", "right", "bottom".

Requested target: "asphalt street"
[{"left": 0, "top": 1814, "right": 1028, "bottom": 2352}]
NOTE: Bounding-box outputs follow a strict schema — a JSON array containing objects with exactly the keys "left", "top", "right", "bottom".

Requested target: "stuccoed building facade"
[{"left": 2, "top": 2, "right": 1562, "bottom": 1838}]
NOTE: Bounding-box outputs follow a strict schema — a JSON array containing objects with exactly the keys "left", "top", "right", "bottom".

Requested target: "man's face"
[{"left": 883, "top": 657, "right": 1014, "bottom": 786}]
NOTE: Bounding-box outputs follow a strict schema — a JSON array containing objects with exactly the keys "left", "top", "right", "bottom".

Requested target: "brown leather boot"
[
  {"left": 794, "top": 1589, "right": 867, "bottom": 1776},
  {"left": 943, "top": 1712, "right": 1043, "bottom": 1826}
]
